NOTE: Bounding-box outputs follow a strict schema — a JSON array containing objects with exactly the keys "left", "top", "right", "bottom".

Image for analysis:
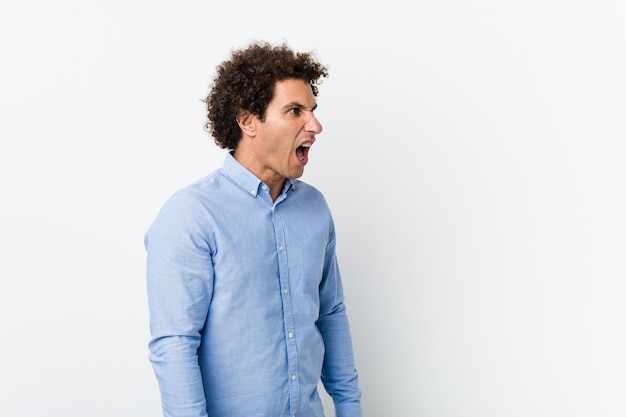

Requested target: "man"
[{"left": 145, "top": 41, "right": 362, "bottom": 417}]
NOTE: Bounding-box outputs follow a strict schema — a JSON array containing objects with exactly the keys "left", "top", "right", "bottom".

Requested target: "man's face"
[{"left": 254, "top": 78, "right": 323, "bottom": 180}]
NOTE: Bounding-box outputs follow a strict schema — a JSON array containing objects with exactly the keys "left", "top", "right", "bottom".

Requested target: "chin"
[{"left": 289, "top": 170, "right": 304, "bottom": 179}]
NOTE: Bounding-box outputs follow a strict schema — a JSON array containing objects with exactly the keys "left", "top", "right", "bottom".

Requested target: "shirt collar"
[{"left": 222, "top": 152, "right": 295, "bottom": 197}]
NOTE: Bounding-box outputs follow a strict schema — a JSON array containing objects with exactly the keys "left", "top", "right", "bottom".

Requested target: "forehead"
[{"left": 271, "top": 78, "right": 316, "bottom": 106}]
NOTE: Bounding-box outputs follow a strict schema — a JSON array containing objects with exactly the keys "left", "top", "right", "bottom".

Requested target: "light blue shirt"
[{"left": 145, "top": 153, "right": 362, "bottom": 417}]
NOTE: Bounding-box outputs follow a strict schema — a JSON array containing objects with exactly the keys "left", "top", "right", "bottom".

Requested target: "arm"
[
  {"left": 317, "top": 220, "right": 362, "bottom": 417},
  {"left": 317, "top": 304, "right": 362, "bottom": 417},
  {"left": 145, "top": 193, "right": 214, "bottom": 417}
]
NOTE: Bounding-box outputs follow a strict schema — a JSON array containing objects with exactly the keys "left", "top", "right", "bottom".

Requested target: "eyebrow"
[{"left": 282, "top": 101, "right": 318, "bottom": 112}]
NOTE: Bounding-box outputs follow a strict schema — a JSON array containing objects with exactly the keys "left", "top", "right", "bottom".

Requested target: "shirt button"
[
  {"left": 279, "top": 245, "right": 284, "bottom": 251},
  {"left": 291, "top": 374, "right": 296, "bottom": 381},
  {"left": 262, "top": 185, "right": 267, "bottom": 190},
  {"left": 283, "top": 289, "right": 288, "bottom": 294},
  {"left": 250, "top": 190, "right": 256, "bottom": 195},
  {"left": 288, "top": 332, "right": 293, "bottom": 338}
]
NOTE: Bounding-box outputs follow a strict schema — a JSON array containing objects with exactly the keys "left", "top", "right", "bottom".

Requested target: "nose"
[{"left": 305, "top": 112, "right": 323, "bottom": 134}]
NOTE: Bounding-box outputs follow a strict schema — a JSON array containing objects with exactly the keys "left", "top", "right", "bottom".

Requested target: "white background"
[{"left": 1, "top": 1, "right": 625, "bottom": 416}]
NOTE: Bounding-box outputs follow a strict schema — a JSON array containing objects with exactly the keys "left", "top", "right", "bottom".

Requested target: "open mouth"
[{"left": 296, "top": 142, "right": 312, "bottom": 161}]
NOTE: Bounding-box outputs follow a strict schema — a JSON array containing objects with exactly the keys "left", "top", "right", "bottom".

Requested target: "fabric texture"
[{"left": 145, "top": 152, "right": 362, "bottom": 417}]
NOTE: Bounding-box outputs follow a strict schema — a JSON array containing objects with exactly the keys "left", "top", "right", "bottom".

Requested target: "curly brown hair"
[{"left": 203, "top": 41, "right": 329, "bottom": 150}]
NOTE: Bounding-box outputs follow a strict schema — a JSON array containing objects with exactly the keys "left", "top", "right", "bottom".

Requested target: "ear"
[{"left": 236, "top": 110, "right": 256, "bottom": 137}]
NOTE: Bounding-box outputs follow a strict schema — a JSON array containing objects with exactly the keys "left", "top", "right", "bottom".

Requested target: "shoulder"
[
  {"left": 291, "top": 180, "right": 330, "bottom": 206},
  {"left": 165, "top": 170, "right": 228, "bottom": 208},
  {"left": 288, "top": 180, "right": 335, "bottom": 222},
  {"left": 151, "top": 171, "right": 223, "bottom": 222},
  {"left": 146, "top": 172, "right": 225, "bottom": 245},
  {"left": 292, "top": 179, "right": 325, "bottom": 200}
]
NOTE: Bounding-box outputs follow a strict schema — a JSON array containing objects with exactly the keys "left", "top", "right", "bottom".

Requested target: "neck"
[{"left": 232, "top": 150, "right": 285, "bottom": 202}]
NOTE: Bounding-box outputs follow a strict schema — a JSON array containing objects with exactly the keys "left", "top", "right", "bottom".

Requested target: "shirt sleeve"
[
  {"left": 145, "top": 192, "right": 214, "bottom": 417},
  {"left": 316, "top": 220, "right": 362, "bottom": 417},
  {"left": 317, "top": 306, "right": 363, "bottom": 417}
]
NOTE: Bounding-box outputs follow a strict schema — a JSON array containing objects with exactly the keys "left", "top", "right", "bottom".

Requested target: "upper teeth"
[{"left": 301, "top": 143, "right": 311, "bottom": 147}]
